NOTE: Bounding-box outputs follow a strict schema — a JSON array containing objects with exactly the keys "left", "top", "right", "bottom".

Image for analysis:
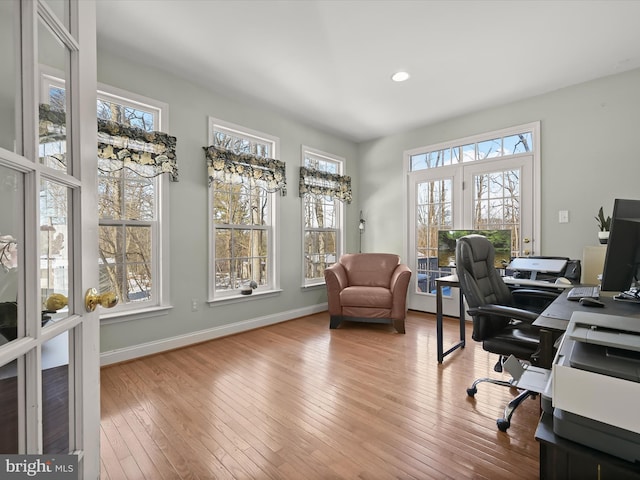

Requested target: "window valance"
[
  {"left": 39, "top": 104, "right": 179, "bottom": 181},
  {"left": 203, "top": 145, "right": 287, "bottom": 195},
  {"left": 299, "top": 166, "right": 352, "bottom": 203}
]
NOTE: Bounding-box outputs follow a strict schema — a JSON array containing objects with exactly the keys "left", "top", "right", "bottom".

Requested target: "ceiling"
[{"left": 95, "top": 0, "right": 640, "bottom": 143}]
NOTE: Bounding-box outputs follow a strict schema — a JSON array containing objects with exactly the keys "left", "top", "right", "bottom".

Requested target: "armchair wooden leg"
[
  {"left": 392, "top": 319, "right": 405, "bottom": 334},
  {"left": 330, "top": 315, "right": 342, "bottom": 329}
]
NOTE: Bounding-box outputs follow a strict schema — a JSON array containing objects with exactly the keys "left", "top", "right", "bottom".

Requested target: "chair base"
[
  {"left": 466, "top": 376, "right": 537, "bottom": 432},
  {"left": 329, "top": 315, "right": 405, "bottom": 334}
]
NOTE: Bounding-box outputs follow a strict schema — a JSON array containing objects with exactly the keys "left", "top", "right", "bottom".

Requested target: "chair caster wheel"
[
  {"left": 466, "top": 387, "right": 477, "bottom": 397},
  {"left": 497, "top": 419, "right": 510, "bottom": 432}
]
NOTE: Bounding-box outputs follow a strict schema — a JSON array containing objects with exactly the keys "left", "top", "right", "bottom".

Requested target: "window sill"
[
  {"left": 207, "top": 289, "right": 282, "bottom": 306},
  {"left": 100, "top": 305, "right": 173, "bottom": 325},
  {"left": 302, "top": 281, "right": 326, "bottom": 289}
]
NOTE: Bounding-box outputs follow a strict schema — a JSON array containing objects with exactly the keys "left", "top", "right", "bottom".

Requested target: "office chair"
[{"left": 455, "top": 235, "right": 559, "bottom": 431}]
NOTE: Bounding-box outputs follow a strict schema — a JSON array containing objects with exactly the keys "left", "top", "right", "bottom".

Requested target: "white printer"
[{"left": 551, "top": 311, "right": 640, "bottom": 462}]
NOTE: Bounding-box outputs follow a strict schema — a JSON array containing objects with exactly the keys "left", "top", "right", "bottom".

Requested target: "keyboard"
[{"left": 567, "top": 285, "right": 600, "bottom": 301}]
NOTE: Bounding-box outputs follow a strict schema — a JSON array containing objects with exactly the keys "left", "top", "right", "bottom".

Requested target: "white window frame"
[
  {"left": 300, "top": 145, "right": 345, "bottom": 287},
  {"left": 40, "top": 70, "right": 172, "bottom": 320},
  {"left": 207, "top": 116, "right": 281, "bottom": 302}
]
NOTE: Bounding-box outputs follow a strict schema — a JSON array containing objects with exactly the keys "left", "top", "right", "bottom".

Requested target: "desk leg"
[
  {"left": 437, "top": 283, "right": 444, "bottom": 363},
  {"left": 458, "top": 292, "right": 466, "bottom": 347}
]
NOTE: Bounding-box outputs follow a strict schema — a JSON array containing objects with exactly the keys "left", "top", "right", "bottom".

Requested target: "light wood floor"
[{"left": 100, "top": 311, "right": 541, "bottom": 479}]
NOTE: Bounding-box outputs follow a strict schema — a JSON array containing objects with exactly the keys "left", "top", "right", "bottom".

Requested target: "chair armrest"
[
  {"left": 324, "top": 263, "right": 348, "bottom": 315},
  {"left": 469, "top": 304, "right": 539, "bottom": 323},
  {"left": 510, "top": 288, "right": 559, "bottom": 302},
  {"left": 510, "top": 288, "right": 559, "bottom": 314},
  {"left": 389, "top": 264, "right": 412, "bottom": 320}
]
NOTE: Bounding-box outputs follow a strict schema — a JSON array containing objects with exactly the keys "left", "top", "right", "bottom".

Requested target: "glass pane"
[
  {"left": 410, "top": 153, "right": 427, "bottom": 171},
  {"left": 124, "top": 168, "right": 155, "bottom": 221},
  {"left": 0, "top": 1, "right": 17, "bottom": 152},
  {"left": 42, "top": 331, "right": 69, "bottom": 453},
  {"left": 472, "top": 169, "right": 521, "bottom": 257},
  {"left": 0, "top": 166, "right": 22, "bottom": 343},
  {"left": 0, "top": 359, "right": 19, "bottom": 453},
  {"left": 97, "top": 163, "right": 122, "bottom": 219},
  {"left": 40, "top": 180, "right": 70, "bottom": 315},
  {"left": 41, "top": 0, "right": 70, "bottom": 30},
  {"left": 477, "top": 138, "right": 502, "bottom": 159},
  {"left": 503, "top": 132, "right": 532, "bottom": 154},
  {"left": 415, "top": 178, "right": 453, "bottom": 295},
  {"left": 125, "top": 226, "right": 152, "bottom": 302},
  {"left": 97, "top": 99, "right": 154, "bottom": 130},
  {"left": 38, "top": 18, "right": 70, "bottom": 173},
  {"left": 461, "top": 143, "right": 475, "bottom": 162}
]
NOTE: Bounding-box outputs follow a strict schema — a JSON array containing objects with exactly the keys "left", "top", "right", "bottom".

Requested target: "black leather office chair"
[{"left": 455, "top": 234, "right": 559, "bottom": 431}]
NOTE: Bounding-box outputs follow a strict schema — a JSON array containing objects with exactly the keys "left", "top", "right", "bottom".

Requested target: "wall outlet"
[{"left": 191, "top": 298, "right": 198, "bottom": 312}]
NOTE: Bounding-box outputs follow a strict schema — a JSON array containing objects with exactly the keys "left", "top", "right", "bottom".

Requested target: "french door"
[
  {"left": 407, "top": 154, "right": 535, "bottom": 314},
  {"left": 0, "top": 1, "right": 100, "bottom": 477}
]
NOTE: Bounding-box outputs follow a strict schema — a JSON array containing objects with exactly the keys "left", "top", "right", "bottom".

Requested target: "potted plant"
[{"left": 595, "top": 206, "right": 611, "bottom": 244}]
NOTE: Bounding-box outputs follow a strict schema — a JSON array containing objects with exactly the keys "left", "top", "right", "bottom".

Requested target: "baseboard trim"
[{"left": 100, "top": 303, "right": 328, "bottom": 366}]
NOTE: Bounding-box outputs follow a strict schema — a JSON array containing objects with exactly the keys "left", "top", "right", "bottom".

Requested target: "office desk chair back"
[{"left": 455, "top": 234, "right": 558, "bottom": 431}]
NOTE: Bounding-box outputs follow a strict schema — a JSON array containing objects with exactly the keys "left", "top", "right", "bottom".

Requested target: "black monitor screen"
[
  {"left": 601, "top": 199, "right": 640, "bottom": 292},
  {"left": 437, "top": 229, "right": 512, "bottom": 269}
]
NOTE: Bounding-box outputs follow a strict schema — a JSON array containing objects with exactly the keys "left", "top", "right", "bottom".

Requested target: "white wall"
[
  {"left": 98, "top": 44, "right": 640, "bottom": 359},
  {"left": 358, "top": 67, "right": 640, "bottom": 261},
  {"left": 97, "top": 49, "right": 359, "bottom": 356}
]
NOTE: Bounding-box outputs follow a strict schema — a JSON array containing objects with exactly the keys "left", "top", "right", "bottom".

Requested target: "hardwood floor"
[{"left": 100, "top": 311, "right": 541, "bottom": 479}]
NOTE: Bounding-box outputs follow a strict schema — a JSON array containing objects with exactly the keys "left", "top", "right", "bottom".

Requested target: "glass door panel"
[
  {"left": 0, "top": 0, "right": 18, "bottom": 153},
  {"left": 42, "top": 330, "right": 70, "bottom": 454},
  {"left": 40, "top": 178, "right": 71, "bottom": 323},
  {"left": 0, "top": 358, "right": 19, "bottom": 453},
  {"left": 0, "top": 165, "right": 23, "bottom": 344},
  {"left": 38, "top": 16, "right": 70, "bottom": 173}
]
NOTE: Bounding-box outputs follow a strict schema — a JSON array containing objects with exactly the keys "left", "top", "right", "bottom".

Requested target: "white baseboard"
[{"left": 100, "top": 303, "right": 328, "bottom": 366}]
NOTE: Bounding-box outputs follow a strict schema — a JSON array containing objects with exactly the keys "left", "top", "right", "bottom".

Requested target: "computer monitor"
[
  {"left": 437, "top": 229, "right": 512, "bottom": 269},
  {"left": 600, "top": 199, "right": 640, "bottom": 294}
]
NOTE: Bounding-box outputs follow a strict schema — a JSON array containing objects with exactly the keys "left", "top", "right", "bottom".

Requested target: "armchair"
[
  {"left": 455, "top": 235, "right": 559, "bottom": 431},
  {"left": 324, "top": 253, "right": 411, "bottom": 333}
]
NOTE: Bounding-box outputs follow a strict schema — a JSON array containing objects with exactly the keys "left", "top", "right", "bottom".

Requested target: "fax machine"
[{"left": 550, "top": 311, "right": 640, "bottom": 462}]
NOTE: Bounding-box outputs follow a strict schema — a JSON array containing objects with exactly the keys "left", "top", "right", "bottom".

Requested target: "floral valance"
[
  {"left": 39, "top": 104, "right": 179, "bottom": 181},
  {"left": 203, "top": 145, "right": 287, "bottom": 195},
  {"left": 299, "top": 166, "right": 352, "bottom": 203}
]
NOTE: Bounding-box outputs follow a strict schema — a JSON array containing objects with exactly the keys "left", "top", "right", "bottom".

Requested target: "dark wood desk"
[
  {"left": 435, "top": 275, "right": 465, "bottom": 363},
  {"left": 534, "top": 292, "right": 640, "bottom": 479},
  {"left": 536, "top": 412, "right": 640, "bottom": 479}
]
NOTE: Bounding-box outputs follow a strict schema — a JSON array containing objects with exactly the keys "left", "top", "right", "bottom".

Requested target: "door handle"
[{"left": 85, "top": 288, "right": 118, "bottom": 312}]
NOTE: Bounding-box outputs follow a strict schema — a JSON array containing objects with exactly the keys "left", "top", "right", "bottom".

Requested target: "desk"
[
  {"left": 435, "top": 274, "right": 567, "bottom": 363},
  {"left": 435, "top": 275, "right": 465, "bottom": 363},
  {"left": 534, "top": 292, "right": 640, "bottom": 478},
  {"left": 536, "top": 412, "right": 640, "bottom": 479}
]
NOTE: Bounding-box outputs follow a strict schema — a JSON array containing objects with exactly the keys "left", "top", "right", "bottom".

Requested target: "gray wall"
[
  {"left": 98, "top": 44, "right": 640, "bottom": 354},
  {"left": 358, "top": 67, "right": 640, "bottom": 261},
  {"left": 97, "top": 49, "right": 359, "bottom": 353}
]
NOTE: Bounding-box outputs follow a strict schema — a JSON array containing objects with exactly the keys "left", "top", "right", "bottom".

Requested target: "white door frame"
[{"left": 0, "top": 0, "right": 99, "bottom": 477}]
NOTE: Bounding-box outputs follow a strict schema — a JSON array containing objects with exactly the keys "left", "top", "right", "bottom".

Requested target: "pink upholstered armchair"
[{"left": 324, "top": 253, "right": 412, "bottom": 333}]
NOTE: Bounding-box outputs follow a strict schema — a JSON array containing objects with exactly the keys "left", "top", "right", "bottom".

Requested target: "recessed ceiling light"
[{"left": 391, "top": 71, "right": 410, "bottom": 82}]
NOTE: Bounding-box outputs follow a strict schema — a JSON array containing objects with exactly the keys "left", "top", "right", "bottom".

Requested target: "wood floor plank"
[{"left": 101, "top": 311, "right": 540, "bottom": 479}]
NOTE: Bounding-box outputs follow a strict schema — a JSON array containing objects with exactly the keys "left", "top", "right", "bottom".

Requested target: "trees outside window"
[
  {"left": 208, "top": 118, "right": 280, "bottom": 299},
  {"left": 301, "top": 147, "right": 344, "bottom": 285}
]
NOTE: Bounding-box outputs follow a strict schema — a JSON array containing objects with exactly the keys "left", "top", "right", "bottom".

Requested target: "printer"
[{"left": 551, "top": 311, "right": 640, "bottom": 462}]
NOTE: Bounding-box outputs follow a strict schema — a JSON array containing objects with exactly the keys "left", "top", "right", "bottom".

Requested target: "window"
[
  {"left": 208, "top": 117, "right": 281, "bottom": 300},
  {"left": 301, "top": 147, "right": 345, "bottom": 286},
  {"left": 406, "top": 122, "right": 539, "bottom": 312},
  {"left": 40, "top": 74, "right": 170, "bottom": 315}
]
